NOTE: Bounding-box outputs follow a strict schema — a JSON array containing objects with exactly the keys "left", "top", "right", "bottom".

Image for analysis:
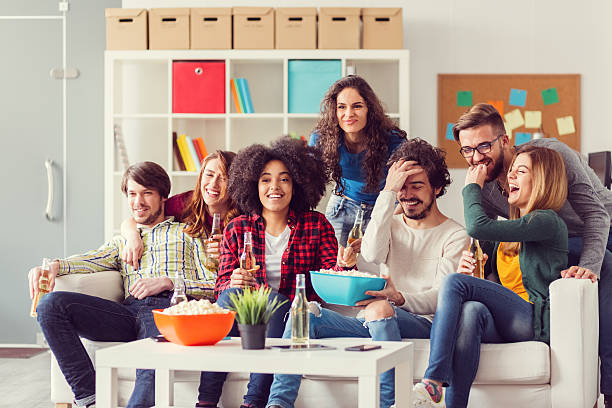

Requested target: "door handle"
[{"left": 45, "top": 159, "right": 54, "bottom": 221}]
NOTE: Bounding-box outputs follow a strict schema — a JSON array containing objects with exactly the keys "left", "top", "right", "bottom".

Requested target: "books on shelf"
[
  {"left": 230, "top": 77, "right": 254, "bottom": 113},
  {"left": 173, "top": 133, "right": 209, "bottom": 173}
]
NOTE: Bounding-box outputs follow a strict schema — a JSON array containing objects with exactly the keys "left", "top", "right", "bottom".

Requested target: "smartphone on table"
[{"left": 344, "top": 344, "right": 382, "bottom": 352}]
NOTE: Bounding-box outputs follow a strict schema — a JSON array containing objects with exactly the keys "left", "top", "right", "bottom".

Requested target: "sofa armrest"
[
  {"left": 550, "top": 278, "right": 599, "bottom": 408},
  {"left": 54, "top": 271, "right": 125, "bottom": 303}
]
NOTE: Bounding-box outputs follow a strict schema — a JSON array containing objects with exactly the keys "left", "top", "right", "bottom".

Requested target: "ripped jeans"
[{"left": 265, "top": 303, "right": 431, "bottom": 408}]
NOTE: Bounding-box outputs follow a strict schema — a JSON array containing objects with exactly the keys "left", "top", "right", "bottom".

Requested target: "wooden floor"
[{"left": 1, "top": 350, "right": 606, "bottom": 408}]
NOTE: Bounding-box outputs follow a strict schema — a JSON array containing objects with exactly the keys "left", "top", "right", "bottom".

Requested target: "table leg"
[
  {"left": 395, "top": 359, "right": 413, "bottom": 406},
  {"left": 95, "top": 366, "right": 117, "bottom": 408},
  {"left": 358, "top": 374, "right": 379, "bottom": 408},
  {"left": 155, "top": 368, "right": 174, "bottom": 408}
]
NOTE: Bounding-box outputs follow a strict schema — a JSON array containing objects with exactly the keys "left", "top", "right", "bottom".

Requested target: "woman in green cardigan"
[{"left": 413, "top": 145, "right": 597, "bottom": 408}]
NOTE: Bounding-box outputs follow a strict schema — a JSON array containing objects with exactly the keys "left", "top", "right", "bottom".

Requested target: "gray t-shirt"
[{"left": 480, "top": 138, "right": 612, "bottom": 275}]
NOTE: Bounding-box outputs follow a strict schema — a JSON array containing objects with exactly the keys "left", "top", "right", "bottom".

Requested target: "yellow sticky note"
[
  {"left": 504, "top": 109, "right": 524, "bottom": 131},
  {"left": 556, "top": 116, "right": 576, "bottom": 136},
  {"left": 503, "top": 121, "right": 513, "bottom": 138},
  {"left": 524, "top": 111, "right": 542, "bottom": 129}
]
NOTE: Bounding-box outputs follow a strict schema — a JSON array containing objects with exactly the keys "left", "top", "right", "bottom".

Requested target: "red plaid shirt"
[{"left": 215, "top": 210, "right": 340, "bottom": 301}]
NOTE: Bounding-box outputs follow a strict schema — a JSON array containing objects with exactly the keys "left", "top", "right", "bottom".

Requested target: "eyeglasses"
[{"left": 459, "top": 134, "right": 504, "bottom": 158}]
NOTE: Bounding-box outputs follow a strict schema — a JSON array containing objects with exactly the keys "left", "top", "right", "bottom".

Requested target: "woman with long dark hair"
[{"left": 312, "top": 75, "right": 407, "bottom": 246}]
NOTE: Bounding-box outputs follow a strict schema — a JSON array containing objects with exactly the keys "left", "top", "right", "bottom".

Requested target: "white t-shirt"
[
  {"left": 361, "top": 191, "right": 469, "bottom": 321},
  {"left": 265, "top": 226, "right": 291, "bottom": 291}
]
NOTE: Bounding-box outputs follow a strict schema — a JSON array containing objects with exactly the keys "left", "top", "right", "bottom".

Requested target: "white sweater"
[{"left": 361, "top": 190, "right": 469, "bottom": 321}]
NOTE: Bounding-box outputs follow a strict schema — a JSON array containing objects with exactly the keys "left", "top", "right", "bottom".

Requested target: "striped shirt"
[{"left": 57, "top": 217, "right": 215, "bottom": 300}]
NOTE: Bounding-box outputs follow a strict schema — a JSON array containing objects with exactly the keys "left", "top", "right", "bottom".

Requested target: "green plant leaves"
[{"left": 227, "top": 287, "right": 288, "bottom": 325}]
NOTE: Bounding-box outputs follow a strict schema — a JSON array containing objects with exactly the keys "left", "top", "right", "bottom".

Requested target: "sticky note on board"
[
  {"left": 524, "top": 111, "right": 542, "bottom": 129},
  {"left": 509, "top": 88, "right": 527, "bottom": 107},
  {"left": 457, "top": 91, "right": 473, "bottom": 107},
  {"left": 487, "top": 100, "right": 504, "bottom": 118},
  {"left": 504, "top": 121, "right": 513, "bottom": 138},
  {"left": 556, "top": 116, "right": 576, "bottom": 135},
  {"left": 504, "top": 109, "right": 525, "bottom": 130},
  {"left": 542, "top": 88, "right": 560, "bottom": 105},
  {"left": 515, "top": 132, "right": 532, "bottom": 146},
  {"left": 446, "top": 123, "right": 455, "bottom": 140}
]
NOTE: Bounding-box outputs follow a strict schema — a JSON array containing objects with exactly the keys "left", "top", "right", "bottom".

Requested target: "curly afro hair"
[
  {"left": 388, "top": 138, "right": 452, "bottom": 198},
  {"left": 228, "top": 137, "right": 329, "bottom": 215}
]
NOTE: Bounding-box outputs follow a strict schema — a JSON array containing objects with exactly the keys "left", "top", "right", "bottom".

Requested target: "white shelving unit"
[{"left": 105, "top": 49, "right": 410, "bottom": 239}]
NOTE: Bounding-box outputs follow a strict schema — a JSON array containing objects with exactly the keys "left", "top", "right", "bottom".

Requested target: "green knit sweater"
[{"left": 463, "top": 183, "right": 568, "bottom": 343}]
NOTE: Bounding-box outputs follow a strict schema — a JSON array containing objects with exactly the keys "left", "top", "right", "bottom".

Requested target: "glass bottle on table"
[
  {"left": 469, "top": 238, "right": 485, "bottom": 279},
  {"left": 291, "top": 274, "right": 309, "bottom": 347},
  {"left": 205, "top": 213, "right": 222, "bottom": 273},
  {"left": 347, "top": 207, "right": 364, "bottom": 246},
  {"left": 170, "top": 276, "right": 188, "bottom": 306},
  {"left": 30, "top": 258, "right": 51, "bottom": 318}
]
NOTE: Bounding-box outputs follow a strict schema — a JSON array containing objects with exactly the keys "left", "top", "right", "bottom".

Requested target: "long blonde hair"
[
  {"left": 502, "top": 145, "right": 567, "bottom": 256},
  {"left": 183, "top": 151, "right": 239, "bottom": 238}
]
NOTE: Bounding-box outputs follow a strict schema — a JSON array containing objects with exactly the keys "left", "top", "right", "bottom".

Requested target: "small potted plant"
[{"left": 227, "top": 286, "right": 288, "bottom": 350}]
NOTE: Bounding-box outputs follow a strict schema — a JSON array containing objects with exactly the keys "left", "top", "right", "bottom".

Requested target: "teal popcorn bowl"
[{"left": 309, "top": 270, "right": 386, "bottom": 306}]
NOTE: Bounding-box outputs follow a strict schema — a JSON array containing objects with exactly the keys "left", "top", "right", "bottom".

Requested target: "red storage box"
[{"left": 173, "top": 61, "right": 225, "bottom": 113}]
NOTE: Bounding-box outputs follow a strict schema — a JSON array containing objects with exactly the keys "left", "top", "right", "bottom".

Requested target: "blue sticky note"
[
  {"left": 515, "top": 132, "right": 532, "bottom": 146},
  {"left": 446, "top": 123, "right": 454, "bottom": 140},
  {"left": 509, "top": 88, "right": 527, "bottom": 107}
]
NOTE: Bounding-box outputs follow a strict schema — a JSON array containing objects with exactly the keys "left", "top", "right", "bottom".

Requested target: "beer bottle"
[
  {"left": 240, "top": 231, "right": 257, "bottom": 271},
  {"left": 205, "top": 213, "right": 222, "bottom": 273},
  {"left": 170, "top": 276, "right": 188, "bottom": 306},
  {"left": 347, "top": 208, "right": 364, "bottom": 245},
  {"left": 30, "top": 258, "right": 51, "bottom": 318},
  {"left": 291, "top": 274, "right": 309, "bottom": 347},
  {"left": 469, "top": 238, "right": 485, "bottom": 279}
]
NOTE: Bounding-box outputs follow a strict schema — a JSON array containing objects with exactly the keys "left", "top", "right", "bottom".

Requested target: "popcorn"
[
  {"left": 163, "top": 299, "right": 230, "bottom": 315},
  {"left": 318, "top": 269, "right": 379, "bottom": 279}
]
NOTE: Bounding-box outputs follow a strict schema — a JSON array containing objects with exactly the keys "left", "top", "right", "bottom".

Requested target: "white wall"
[{"left": 127, "top": 0, "right": 612, "bottom": 224}]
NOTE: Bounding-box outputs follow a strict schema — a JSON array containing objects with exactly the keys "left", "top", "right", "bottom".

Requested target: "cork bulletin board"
[{"left": 438, "top": 74, "right": 581, "bottom": 168}]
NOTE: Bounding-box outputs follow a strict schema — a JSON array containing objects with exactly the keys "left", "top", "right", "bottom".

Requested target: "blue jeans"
[
  {"left": 424, "top": 273, "right": 534, "bottom": 408},
  {"left": 198, "top": 288, "right": 291, "bottom": 407},
  {"left": 266, "top": 303, "right": 432, "bottom": 408},
  {"left": 568, "top": 227, "right": 612, "bottom": 395},
  {"left": 325, "top": 194, "right": 373, "bottom": 247},
  {"left": 36, "top": 291, "right": 170, "bottom": 408}
]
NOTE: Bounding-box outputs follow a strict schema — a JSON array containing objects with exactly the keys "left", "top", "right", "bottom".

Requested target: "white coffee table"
[{"left": 95, "top": 337, "right": 413, "bottom": 408}]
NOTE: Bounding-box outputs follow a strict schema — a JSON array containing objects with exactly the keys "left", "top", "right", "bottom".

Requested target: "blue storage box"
[{"left": 288, "top": 60, "right": 342, "bottom": 113}]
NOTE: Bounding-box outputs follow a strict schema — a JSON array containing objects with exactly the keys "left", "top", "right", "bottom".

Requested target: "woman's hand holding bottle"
[
  {"left": 457, "top": 250, "right": 488, "bottom": 276},
  {"left": 229, "top": 265, "right": 260, "bottom": 289}
]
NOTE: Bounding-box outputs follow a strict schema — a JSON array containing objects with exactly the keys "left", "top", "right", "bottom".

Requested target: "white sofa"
[{"left": 50, "top": 271, "right": 599, "bottom": 408}]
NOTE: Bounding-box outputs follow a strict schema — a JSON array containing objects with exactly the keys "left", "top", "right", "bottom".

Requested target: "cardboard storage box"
[
  {"left": 173, "top": 61, "right": 225, "bottom": 114},
  {"left": 288, "top": 60, "right": 342, "bottom": 113},
  {"left": 275, "top": 8, "right": 317, "bottom": 49},
  {"left": 233, "top": 7, "right": 275, "bottom": 49},
  {"left": 149, "top": 8, "right": 190, "bottom": 50},
  {"left": 191, "top": 8, "right": 232, "bottom": 49},
  {"left": 105, "top": 8, "right": 148, "bottom": 50},
  {"left": 362, "top": 8, "right": 403, "bottom": 49},
  {"left": 318, "top": 8, "right": 361, "bottom": 49}
]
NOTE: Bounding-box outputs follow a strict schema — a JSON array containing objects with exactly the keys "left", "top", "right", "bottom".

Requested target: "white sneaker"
[{"left": 413, "top": 382, "right": 446, "bottom": 408}]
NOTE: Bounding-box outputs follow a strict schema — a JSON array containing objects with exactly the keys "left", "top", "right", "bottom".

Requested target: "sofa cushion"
[
  {"left": 54, "top": 271, "right": 124, "bottom": 303},
  {"left": 411, "top": 338, "right": 550, "bottom": 384}
]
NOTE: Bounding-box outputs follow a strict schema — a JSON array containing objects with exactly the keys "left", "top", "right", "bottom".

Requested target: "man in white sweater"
[{"left": 266, "top": 138, "right": 469, "bottom": 408}]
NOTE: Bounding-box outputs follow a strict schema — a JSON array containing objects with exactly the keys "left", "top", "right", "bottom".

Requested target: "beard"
[
  {"left": 400, "top": 193, "right": 435, "bottom": 220},
  {"left": 133, "top": 205, "right": 163, "bottom": 225},
  {"left": 478, "top": 154, "right": 505, "bottom": 182}
]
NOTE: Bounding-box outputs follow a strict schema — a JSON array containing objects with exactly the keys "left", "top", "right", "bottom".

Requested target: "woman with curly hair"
[
  {"left": 120, "top": 150, "right": 239, "bottom": 300},
  {"left": 312, "top": 75, "right": 407, "bottom": 246},
  {"left": 196, "top": 137, "right": 355, "bottom": 408}
]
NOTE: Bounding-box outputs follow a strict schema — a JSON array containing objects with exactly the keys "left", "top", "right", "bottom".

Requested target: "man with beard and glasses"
[
  {"left": 265, "top": 138, "right": 468, "bottom": 408},
  {"left": 28, "top": 162, "right": 214, "bottom": 408},
  {"left": 454, "top": 103, "right": 612, "bottom": 407}
]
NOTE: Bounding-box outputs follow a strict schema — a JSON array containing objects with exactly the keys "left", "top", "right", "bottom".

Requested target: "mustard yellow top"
[{"left": 496, "top": 244, "right": 530, "bottom": 302}]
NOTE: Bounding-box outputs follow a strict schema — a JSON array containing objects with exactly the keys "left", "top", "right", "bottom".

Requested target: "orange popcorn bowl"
[{"left": 152, "top": 309, "right": 236, "bottom": 346}]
